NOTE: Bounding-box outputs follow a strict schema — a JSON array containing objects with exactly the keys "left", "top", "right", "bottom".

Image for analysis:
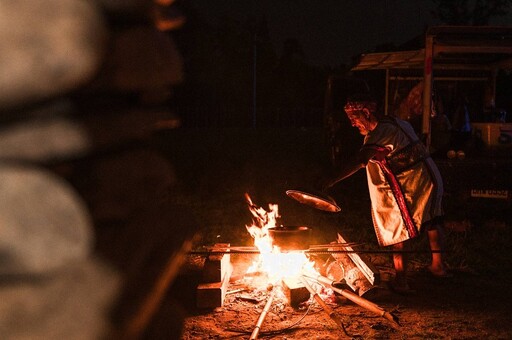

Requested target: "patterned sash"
[{"left": 374, "top": 156, "right": 419, "bottom": 239}]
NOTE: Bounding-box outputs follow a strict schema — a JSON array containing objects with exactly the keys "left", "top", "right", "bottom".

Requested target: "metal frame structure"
[{"left": 351, "top": 26, "right": 512, "bottom": 147}]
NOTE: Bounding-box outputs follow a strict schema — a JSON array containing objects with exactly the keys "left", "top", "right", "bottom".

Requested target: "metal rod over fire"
[{"left": 188, "top": 247, "right": 446, "bottom": 255}]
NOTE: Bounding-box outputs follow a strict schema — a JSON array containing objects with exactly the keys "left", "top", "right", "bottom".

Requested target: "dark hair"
[{"left": 346, "top": 93, "right": 376, "bottom": 104}]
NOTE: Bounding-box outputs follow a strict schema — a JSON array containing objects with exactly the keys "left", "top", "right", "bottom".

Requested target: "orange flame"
[{"left": 244, "top": 194, "right": 315, "bottom": 286}]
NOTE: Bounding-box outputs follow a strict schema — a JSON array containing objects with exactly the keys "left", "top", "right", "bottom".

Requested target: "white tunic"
[{"left": 362, "top": 118, "right": 443, "bottom": 246}]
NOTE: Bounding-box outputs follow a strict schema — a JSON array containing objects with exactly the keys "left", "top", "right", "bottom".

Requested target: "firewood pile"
[{"left": 189, "top": 239, "right": 399, "bottom": 339}]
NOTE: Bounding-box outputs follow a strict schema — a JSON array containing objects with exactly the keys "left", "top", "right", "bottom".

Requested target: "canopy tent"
[{"left": 351, "top": 26, "right": 512, "bottom": 146}]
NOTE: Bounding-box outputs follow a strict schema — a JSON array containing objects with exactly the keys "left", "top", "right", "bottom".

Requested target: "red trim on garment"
[{"left": 374, "top": 157, "right": 419, "bottom": 239}]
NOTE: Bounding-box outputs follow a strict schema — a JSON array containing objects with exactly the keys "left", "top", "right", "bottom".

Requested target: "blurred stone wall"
[{"left": 0, "top": 0, "right": 190, "bottom": 338}]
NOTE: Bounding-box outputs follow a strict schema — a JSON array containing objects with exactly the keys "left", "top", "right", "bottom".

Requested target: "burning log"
[
  {"left": 302, "top": 272, "right": 400, "bottom": 326},
  {"left": 249, "top": 285, "right": 275, "bottom": 340}
]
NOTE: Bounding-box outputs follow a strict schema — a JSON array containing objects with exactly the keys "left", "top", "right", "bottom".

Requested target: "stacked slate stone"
[{"left": 0, "top": 0, "right": 193, "bottom": 338}]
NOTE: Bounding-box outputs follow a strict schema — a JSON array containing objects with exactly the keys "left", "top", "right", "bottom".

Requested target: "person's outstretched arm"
[{"left": 323, "top": 147, "right": 378, "bottom": 189}]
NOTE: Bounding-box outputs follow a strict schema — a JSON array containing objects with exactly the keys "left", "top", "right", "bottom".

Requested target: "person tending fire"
[{"left": 322, "top": 94, "right": 451, "bottom": 294}]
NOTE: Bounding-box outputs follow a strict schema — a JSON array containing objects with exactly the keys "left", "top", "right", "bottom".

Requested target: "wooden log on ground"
[
  {"left": 196, "top": 263, "right": 233, "bottom": 309},
  {"left": 326, "top": 258, "right": 376, "bottom": 298},
  {"left": 325, "top": 233, "right": 380, "bottom": 297},
  {"left": 201, "top": 243, "right": 230, "bottom": 283},
  {"left": 336, "top": 233, "right": 380, "bottom": 285}
]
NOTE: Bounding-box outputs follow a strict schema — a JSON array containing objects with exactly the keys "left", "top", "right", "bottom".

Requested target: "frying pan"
[{"left": 286, "top": 188, "right": 341, "bottom": 212}]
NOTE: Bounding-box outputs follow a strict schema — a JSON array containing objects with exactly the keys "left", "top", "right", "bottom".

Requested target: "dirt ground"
[
  {"left": 174, "top": 250, "right": 511, "bottom": 340},
  {"left": 154, "top": 129, "right": 511, "bottom": 339},
  {"left": 84, "top": 127, "right": 511, "bottom": 340}
]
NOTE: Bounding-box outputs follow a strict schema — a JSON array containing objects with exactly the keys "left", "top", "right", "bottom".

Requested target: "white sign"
[{"left": 470, "top": 189, "right": 509, "bottom": 199}]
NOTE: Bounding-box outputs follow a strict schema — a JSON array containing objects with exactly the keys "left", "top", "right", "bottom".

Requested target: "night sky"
[{"left": 190, "top": 0, "right": 512, "bottom": 67}]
